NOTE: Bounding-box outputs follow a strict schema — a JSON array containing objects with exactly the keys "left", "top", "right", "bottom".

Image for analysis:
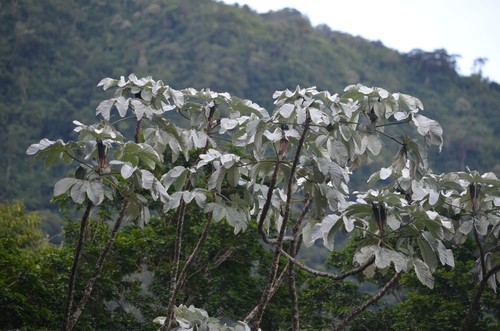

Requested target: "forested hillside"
[{"left": 1, "top": 0, "right": 499, "bottom": 214}]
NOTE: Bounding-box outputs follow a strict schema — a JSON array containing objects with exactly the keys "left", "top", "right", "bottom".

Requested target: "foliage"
[
  {"left": 350, "top": 241, "right": 500, "bottom": 331},
  {"left": 0, "top": 201, "right": 282, "bottom": 330},
  {"left": 0, "top": 201, "right": 65, "bottom": 329},
  {"left": 26, "top": 72, "right": 492, "bottom": 331},
  {"left": 1, "top": 0, "right": 500, "bottom": 218},
  {"left": 0, "top": 200, "right": 45, "bottom": 248}
]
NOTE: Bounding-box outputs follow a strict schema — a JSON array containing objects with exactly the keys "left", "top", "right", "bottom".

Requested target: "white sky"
[{"left": 221, "top": 0, "right": 500, "bottom": 83}]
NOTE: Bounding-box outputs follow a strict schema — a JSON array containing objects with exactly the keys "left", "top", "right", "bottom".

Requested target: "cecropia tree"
[{"left": 27, "top": 74, "right": 499, "bottom": 330}]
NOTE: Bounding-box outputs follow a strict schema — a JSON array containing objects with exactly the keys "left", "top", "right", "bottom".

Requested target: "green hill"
[{"left": 1, "top": 0, "right": 499, "bottom": 216}]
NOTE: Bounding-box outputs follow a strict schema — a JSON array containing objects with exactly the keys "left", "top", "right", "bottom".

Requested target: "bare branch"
[
  {"left": 333, "top": 271, "right": 401, "bottom": 331},
  {"left": 177, "top": 214, "right": 214, "bottom": 290}
]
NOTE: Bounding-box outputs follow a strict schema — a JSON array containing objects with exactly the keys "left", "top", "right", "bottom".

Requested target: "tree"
[
  {"left": 27, "top": 75, "right": 499, "bottom": 330},
  {"left": 0, "top": 201, "right": 66, "bottom": 329}
]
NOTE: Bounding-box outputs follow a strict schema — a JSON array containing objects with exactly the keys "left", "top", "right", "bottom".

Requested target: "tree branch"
[
  {"left": 278, "top": 246, "right": 376, "bottom": 280},
  {"left": 244, "top": 261, "right": 291, "bottom": 325},
  {"left": 460, "top": 262, "right": 500, "bottom": 330},
  {"left": 473, "top": 224, "right": 487, "bottom": 277},
  {"left": 257, "top": 158, "right": 281, "bottom": 240},
  {"left": 333, "top": 271, "right": 401, "bottom": 331},
  {"left": 177, "top": 213, "right": 213, "bottom": 292}
]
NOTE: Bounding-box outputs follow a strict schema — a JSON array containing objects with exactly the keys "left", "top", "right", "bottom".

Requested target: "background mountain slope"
[{"left": 1, "top": 0, "right": 499, "bottom": 219}]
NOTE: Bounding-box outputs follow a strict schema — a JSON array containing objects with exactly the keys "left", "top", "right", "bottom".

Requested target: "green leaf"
[
  {"left": 374, "top": 247, "right": 408, "bottom": 272},
  {"left": 166, "top": 87, "right": 184, "bottom": 107},
  {"left": 87, "top": 181, "right": 105, "bottom": 205},
  {"left": 208, "top": 167, "right": 226, "bottom": 192},
  {"left": 140, "top": 170, "right": 155, "bottom": 190},
  {"left": 417, "top": 236, "right": 438, "bottom": 272},
  {"left": 26, "top": 139, "right": 74, "bottom": 168},
  {"left": 425, "top": 218, "right": 444, "bottom": 240},
  {"left": 321, "top": 214, "right": 341, "bottom": 250},
  {"left": 205, "top": 202, "right": 225, "bottom": 222},
  {"left": 485, "top": 253, "right": 497, "bottom": 292},
  {"left": 173, "top": 169, "right": 188, "bottom": 192},
  {"left": 96, "top": 99, "right": 115, "bottom": 121},
  {"left": 131, "top": 99, "right": 149, "bottom": 120},
  {"left": 121, "top": 162, "right": 137, "bottom": 179},
  {"left": 54, "top": 177, "right": 78, "bottom": 196},
  {"left": 225, "top": 205, "right": 248, "bottom": 234},
  {"left": 26, "top": 138, "right": 56, "bottom": 155},
  {"left": 192, "top": 190, "right": 207, "bottom": 208},
  {"left": 302, "top": 221, "right": 319, "bottom": 248},
  {"left": 436, "top": 239, "right": 454, "bottom": 267},
  {"left": 161, "top": 166, "right": 187, "bottom": 190},
  {"left": 115, "top": 96, "right": 130, "bottom": 117},
  {"left": 380, "top": 167, "right": 393, "bottom": 180},
  {"left": 353, "top": 245, "right": 377, "bottom": 270},
  {"left": 116, "top": 142, "right": 161, "bottom": 169},
  {"left": 397, "top": 93, "right": 423, "bottom": 113},
  {"left": 412, "top": 114, "right": 443, "bottom": 151},
  {"left": 97, "top": 77, "right": 118, "bottom": 90},
  {"left": 328, "top": 139, "right": 349, "bottom": 165},
  {"left": 70, "top": 180, "right": 87, "bottom": 204},
  {"left": 365, "top": 135, "right": 382, "bottom": 156},
  {"left": 316, "top": 157, "right": 344, "bottom": 188},
  {"left": 227, "top": 166, "right": 240, "bottom": 187},
  {"left": 219, "top": 118, "right": 239, "bottom": 134},
  {"left": 413, "top": 258, "right": 434, "bottom": 289},
  {"left": 186, "top": 129, "right": 208, "bottom": 149},
  {"left": 343, "top": 203, "right": 372, "bottom": 219},
  {"left": 474, "top": 216, "right": 490, "bottom": 236}
]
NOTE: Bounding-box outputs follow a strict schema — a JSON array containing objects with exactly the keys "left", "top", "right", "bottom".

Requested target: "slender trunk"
[
  {"left": 288, "top": 230, "right": 301, "bottom": 331},
  {"left": 244, "top": 261, "right": 290, "bottom": 326},
  {"left": 66, "top": 199, "right": 129, "bottom": 331},
  {"left": 62, "top": 201, "right": 92, "bottom": 331},
  {"left": 247, "top": 112, "right": 311, "bottom": 330},
  {"left": 162, "top": 200, "right": 188, "bottom": 330},
  {"left": 161, "top": 110, "right": 216, "bottom": 329},
  {"left": 288, "top": 197, "right": 311, "bottom": 331},
  {"left": 460, "top": 263, "right": 500, "bottom": 330},
  {"left": 176, "top": 214, "right": 213, "bottom": 292}
]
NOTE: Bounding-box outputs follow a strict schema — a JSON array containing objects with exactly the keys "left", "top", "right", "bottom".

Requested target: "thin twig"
[{"left": 376, "top": 129, "right": 404, "bottom": 145}]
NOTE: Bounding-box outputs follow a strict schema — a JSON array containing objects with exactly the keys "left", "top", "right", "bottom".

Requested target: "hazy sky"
[{"left": 221, "top": 0, "right": 500, "bottom": 83}]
